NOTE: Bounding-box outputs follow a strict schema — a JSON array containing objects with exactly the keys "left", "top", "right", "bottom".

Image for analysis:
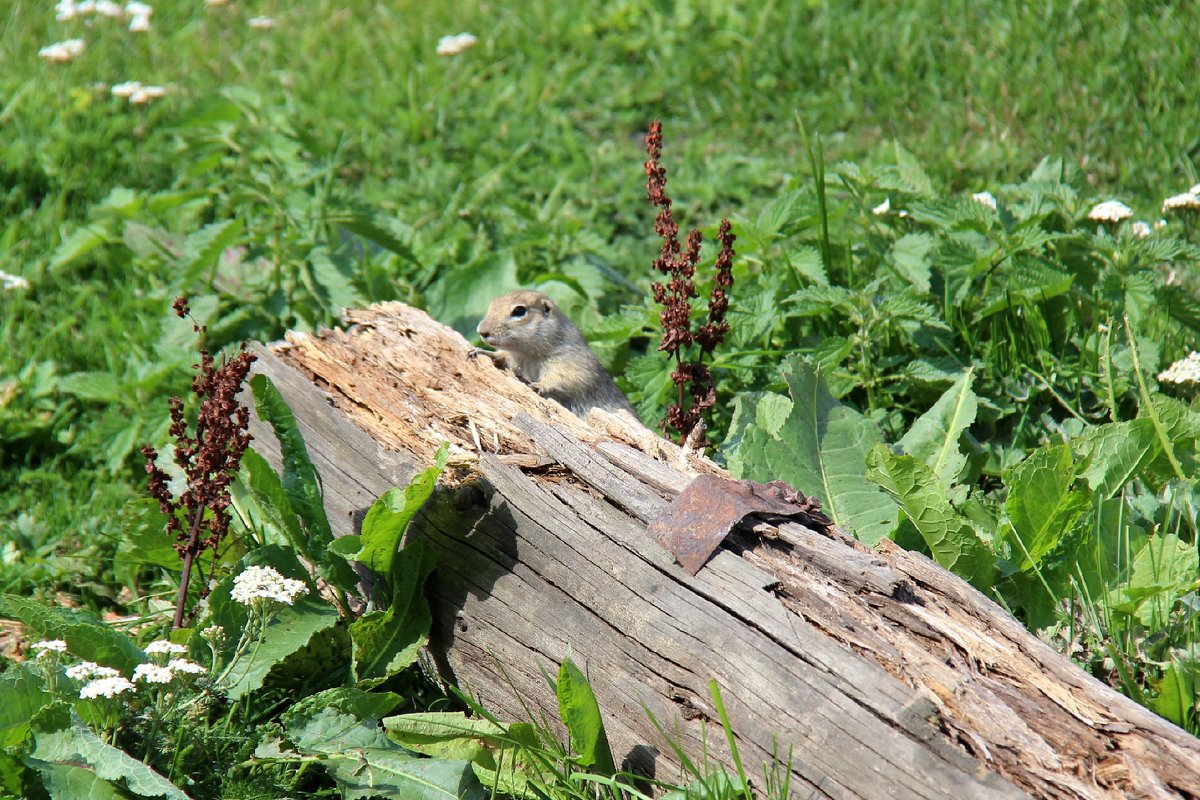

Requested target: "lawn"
[{"left": 2, "top": 1, "right": 1200, "bottom": 797}]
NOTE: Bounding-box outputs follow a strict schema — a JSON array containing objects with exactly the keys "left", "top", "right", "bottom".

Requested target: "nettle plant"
[{"left": 720, "top": 147, "right": 1200, "bottom": 732}]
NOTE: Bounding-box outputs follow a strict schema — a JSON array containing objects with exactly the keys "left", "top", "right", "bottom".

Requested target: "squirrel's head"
[{"left": 477, "top": 290, "right": 559, "bottom": 351}]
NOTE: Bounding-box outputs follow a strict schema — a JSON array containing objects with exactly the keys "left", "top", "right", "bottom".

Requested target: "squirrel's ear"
[{"left": 540, "top": 297, "right": 554, "bottom": 313}]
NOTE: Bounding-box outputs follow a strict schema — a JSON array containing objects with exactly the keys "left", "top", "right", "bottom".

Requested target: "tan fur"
[{"left": 471, "top": 290, "right": 637, "bottom": 418}]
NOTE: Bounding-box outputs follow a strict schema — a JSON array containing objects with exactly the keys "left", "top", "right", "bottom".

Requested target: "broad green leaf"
[
  {"left": 49, "top": 223, "right": 112, "bottom": 272},
  {"left": 1153, "top": 660, "right": 1197, "bottom": 728},
  {"left": 384, "top": 713, "right": 539, "bottom": 798},
  {"left": 0, "top": 596, "right": 144, "bottom": 673},
  {"left": 249, "top": 374, "right": 359, "bottom": 594},
  {"left": 865, "top": 447, "right": 995, "bottom": 589},
  {"left": 182, "top": 218, "right": 242, "bottom": 282},
  {"left": 556, "top": 657, "right": 616, "bottom": 775},
  {"left": 284, "top": 687, "right": 402, "bottom": 726},
  {"left": 1116, "top": 533, "right": 1200, "bottom": 626},
  {"left": 1003, "top": 445, "right": 1091, "bottom": 570},
  {"left": 890, "top": 233, "right": 935, "bottom": 293},
  {"left": 898, "top": 370, "right": 976, "bottom": 490},
  {"left": 57, "top": 372, "right": 124, "bottom": 404},
  {"left": 28, "top": 704, "right": 188, "bottom": 800},
  {"left": 345, "top": 444, "right": 448, "bottom": 599},
  {"left": 1070, "top": 419, "right": 1157, "bottom": 499},
  {"left": 350, "top": 538, "right": 438, "bottom": 687},
  {"left": 893, "top": 142, "right": 935, "bottom": 198},
  {"left": 330, "top": 212, "right": 420, "bottom": 265},
  {"left": 234, "top": 448, "right": 308, "bottom": 555},
  {"left": 724, "top": 357, "right": 899, "bottom": 545},
  {"left": 784, "top": 245, "right": 828, "bottom": 286},
  {"left": 206, "top": 547, "right": 339, "bottom": 700},
  {"left": 0, "top": 667, "right": 48, "bottom": 748},
  {"left": 288, "top": 706, "right": 482, "bottom": 800}
]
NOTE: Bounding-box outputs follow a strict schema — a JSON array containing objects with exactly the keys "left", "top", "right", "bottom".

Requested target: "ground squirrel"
[{"left": 469, "top": 290, "right": 638, "bottom": 419}]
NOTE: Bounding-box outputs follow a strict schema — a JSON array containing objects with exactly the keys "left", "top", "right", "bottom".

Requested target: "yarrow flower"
[
  {"left": 1162, "top": 193, "right": 1200, "bottom": 213},
  {"left": 80, "top": 676, "right": 135, "bottom": 699},
  {"left": 1088, "top": 200, "right": 1133, "bottom": 223},
  {"left": 65, "top": 661, "right": 121, "bottom": 681},
  {"left": 230, "top": 565, "right": 308, "bottom": 606},
  {"left": 144, "top": 640, "right": 188, "bottom": 656},
  {"left": 38, "top": 39, "right": 86, "bottom": 63},
  {"left": 971, "top": 191, "right": 998, "bottom": 211},
  {"left": 200, "top": 625, "right": 227, "bottom": 645},
  {"left": 1130, "top": 221, "right": 1151, "bottom": 239},
  {"left": 167, "top": 658, "right": 205, "bottom": 675},
  {"left": 1158, "top": 353, "right": 1200, "bottom": 385},
  {"left": 247, "top": 16, "right": 276, "bottom": 29},
  {"left": 133, "top": 663, "right": 174, "bottom": 684},
  {"left": 436, "top": 32, "right": 477, "bottom": 56},
  {"left": 30, "top": 640, "right": 68, "bottom": 654}
]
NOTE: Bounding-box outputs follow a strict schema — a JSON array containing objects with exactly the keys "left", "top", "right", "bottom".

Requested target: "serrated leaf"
[
  {"left": 1070, "top": 419, "right": 1157, "bottom": 499},
  {"left": 29, "top": 705, "right": 188, "bottom": 800},
  {"left": 57, "top": 372, "right": 124, "bottom": 404},
  {"left": 865, "top": 446, "right": 995, "bottom": 589},
  {"left": 331, "top": 213, "right": 420, "bottom": 265},
  {"left": 784, "top": 245, "right": 828, "bottom": 286},
  {"left": 49, "top": 224, "right": 112, "bottom": 272},
  {"left": 556, "top": 657, "right": 616, "bottom": 775},
  {"left": 890, "top": 233, "right": 935, "bottom": 293},
  {"left": 723, "top": 357, "right": 899, "bottom": 546},
  {"left": 1003, "top": 445, "right": 1091, "bottom": 570},
  {"left": 182, "top": 219, "right": 242, "bottom": 281},
  {"left": 893, "top": 142, "right": 935, "bottom": 198},
  {"left": 899, "top": 370, "right": 976, "bottom": 489}
]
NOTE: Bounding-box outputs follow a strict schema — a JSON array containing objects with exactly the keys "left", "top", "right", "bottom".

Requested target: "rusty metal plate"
[{"left": 646, "top": 474, "right": 830, "bottom": 575}]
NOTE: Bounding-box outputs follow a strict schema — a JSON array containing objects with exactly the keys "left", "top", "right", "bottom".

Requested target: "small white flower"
[
  {"left": 247, "top": 16, "right": 275, "bottom": 29},
  {"left": 65, "top": 661, "right": 121, "bottom": 680},
  {"left": 971, "top": 191, "right": 997, "bottom": 211},
  {"left": 1158, "top": 352, "right": 1200, "bottom": 385},
  {"left": 124, "top": 1, "right": 151, "bottom": 15},
  {"left": 80, "top": 676, "right": 135, "bottom": 699},
  {"left": 167, "top": 658, "right": 206, "bottom": 675},
  {"left": 38, "top": 39, "right": 86, "bottom": 63},
  {"left": 1088, "top": 200, "right": 1133, "bottom": 223},
  {"left": 1, "top": 271, "right": 30, "bottom": 290},
  {"left": 436, "top": 32, "right": 477, "bottom": 56},
  {"left": 111, "top": 80, "right": 142, "bottom": 97},
  {"left": 200, "top": 625, "right": 226, "bottom": 644},
  {"left": 128, "top": 85, "right": 166, "bottom": 104},
  {"left": 133, "top": 663, "right": 174, "bottom": 684},
  {"left": 1162, "top": 193, "right": 1200, "bottom": 213},
  {"left": 128, "top": 13, "right": 151, "bottom": 31},
  {"left": 55, "top": 0, "right": 79, "bottom": 21},
  {"left": 872, "top": 197, "right": 891, "bottom": 216},
  {"left": 230, "top": 565, "right": 309, "bottom": 606},
  {"left": 30, "top": 640, "right": 68, "bottom": 653},
  {"left": 1130, "top": 221, "right": 1151, "bottom": 239},
  {"left": 94, "top": 0, "right": 123, "bottom": 17},
  {"left": 77, "top": 0, "right": 96, "bottom": 12},
  {"left": 144, "top": 640, "right": 187, "bottom": 656}
]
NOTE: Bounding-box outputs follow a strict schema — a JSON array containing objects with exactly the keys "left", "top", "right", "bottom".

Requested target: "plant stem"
[{"left": 173, "top": 503, "right": 206, "bottom": 629}]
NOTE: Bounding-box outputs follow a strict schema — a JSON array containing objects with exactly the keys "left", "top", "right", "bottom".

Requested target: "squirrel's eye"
[{"left": 510, "top": 305, "right": 527, "bottom": 318}]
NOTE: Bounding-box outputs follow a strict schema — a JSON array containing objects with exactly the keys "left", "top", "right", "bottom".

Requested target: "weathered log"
[{"left": 246, "top": 302, "right": 1200, "bottom": 800}]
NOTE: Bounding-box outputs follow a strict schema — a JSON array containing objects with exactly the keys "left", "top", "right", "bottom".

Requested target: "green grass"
[{"left": 3, "top": 0, "right": 1200, "bottom": 790}]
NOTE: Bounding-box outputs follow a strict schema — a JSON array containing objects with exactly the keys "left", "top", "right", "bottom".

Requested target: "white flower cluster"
[
  {"left": 168, "top": 658, "right": 206, "bottom": 675},
  {"left": 80, "top": 676, "right": 135, "bottom": 699},
  {"left": 1158, "top": 352, "right": 1200, "bottom": 385},
  {"left": 247, "top": 16, "right": 276, "bottom": 30},
  {"left": 112, "top": 81, "right": 168, "bottom": 104},
  {"left": 133, "top": 663, "right": 174, "bottom": 684},
  {"left": 1162, "top": 192, "right": 1200, "bottom": 213},
  {"left": 1, "top": 270, "right": 30, "bottom": 291},
  {"left": 54, "top": 0, "right": 152, "bottom": 30},
  {"left": 230, "top": 565, "right": 308, "bottom": 606},
  {"left": 1129, "top": 221, "right": 1151, "bottom": 239},
  {"left": 38, "top": 38, "right": 86, "bottom": 63},
  {"left": 30, "top": 639, "right": 68, "bottom": 654},
  {"left": 65, "top": 661, "right": 120, "bottom": 680},
  {"left": 971, "top": 191, "right": 997, "bottom": 211},
  {"left": 437, "top": 32, "right": 477, "bottom": 56},
  {"left": 144, "top": 639, "right": 188, "bottom": 656},
  {"left": 1087, "top": 200, "right": 1133, "bottom": 223}
]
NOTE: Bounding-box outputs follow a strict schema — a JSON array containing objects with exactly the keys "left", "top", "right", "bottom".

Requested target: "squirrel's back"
[{"left": 476, "top": 290, "right": 637, "bottom": 418}]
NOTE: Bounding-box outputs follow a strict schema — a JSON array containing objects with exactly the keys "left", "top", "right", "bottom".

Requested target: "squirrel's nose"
[{"left": 477, "top": 322, "right": 491, "bottom": 340}]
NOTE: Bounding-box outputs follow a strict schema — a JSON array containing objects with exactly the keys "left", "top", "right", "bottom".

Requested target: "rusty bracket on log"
[{"left": 646, "top": 474, "right": 832, "bottom": 575}]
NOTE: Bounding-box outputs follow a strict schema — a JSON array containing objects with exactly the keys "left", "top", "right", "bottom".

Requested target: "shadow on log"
[{"left": 246, "top": 301, "right": 1200, "bottom": 800}]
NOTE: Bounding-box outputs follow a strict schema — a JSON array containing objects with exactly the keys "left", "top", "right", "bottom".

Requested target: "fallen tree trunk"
[{"left": 246, "top": 302, "right": 1200, "bottom": 800}]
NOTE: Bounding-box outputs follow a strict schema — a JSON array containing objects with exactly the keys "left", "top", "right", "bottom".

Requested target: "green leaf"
[
  {"left": 349, "top": 538, "right": 438, "bottom": 687},
  {"left": 345, "top": 444, "right": 448, "bottom": 600},
  {"left": 0, "top": 666, "right": 49, "bottom": 748},
  {"left": 330, "top": 212, "right": 420, "bottom": 266},
  {"left": 284, "top": 687, "right": 402, "bottom": 726},
  {"left": 287, "top": 706, "right": 482, "bottom": 800},
  {"left": 57, "top": 372, "right": 124, "bottom": 404},
  {"left": 182, "top": 219, "right": 242, "bottom": 282},
  {"left": 723, "top": 357, "right": 900, "bottom": 545},
  {"left": 1070, "top": 419, "right": 1157, "bottom": 499},
  {"left": 898, "top": 370, "right": 976, "bottom": 491},
  {"left": 234, "top": 448, "right": 308, "bottom": 555},
  {"left": 893, "top": 142, "right": 935, "bottom": 198},
  {"left": 384, "top": 713, "right": 539, "bottom": 798},
  {"left": 1003, "top": 445, "right": 1092, "bottom": 570},
  {"left": 890, "top": 233, "right": 935, "bottom": 293},
  {"left": 249, "top": 374, "right": 358, "bottom": 594},
  {"left": 49, "top": 224, "right": 112, "bottom": 273},
  {"left": 28, "top": 704, "right": 188, "bottom": 800},
  {"left": 1153, "top": 659, "right": 1197, "bottom": 728},
  {"left": 206, "top": 547, "right": 340, "bottom": 700},
  {"left": 0, "top": 596, "right": 145, "bottom": 673},
  {"left": 556, "top": 657, "right": 616, "bottom": 775},
  {"left": 425, "top": 254, "right": 518, "bottom": 339},
  {"left": 865, "top": 446, "right": 996, "bottom": 589}
]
